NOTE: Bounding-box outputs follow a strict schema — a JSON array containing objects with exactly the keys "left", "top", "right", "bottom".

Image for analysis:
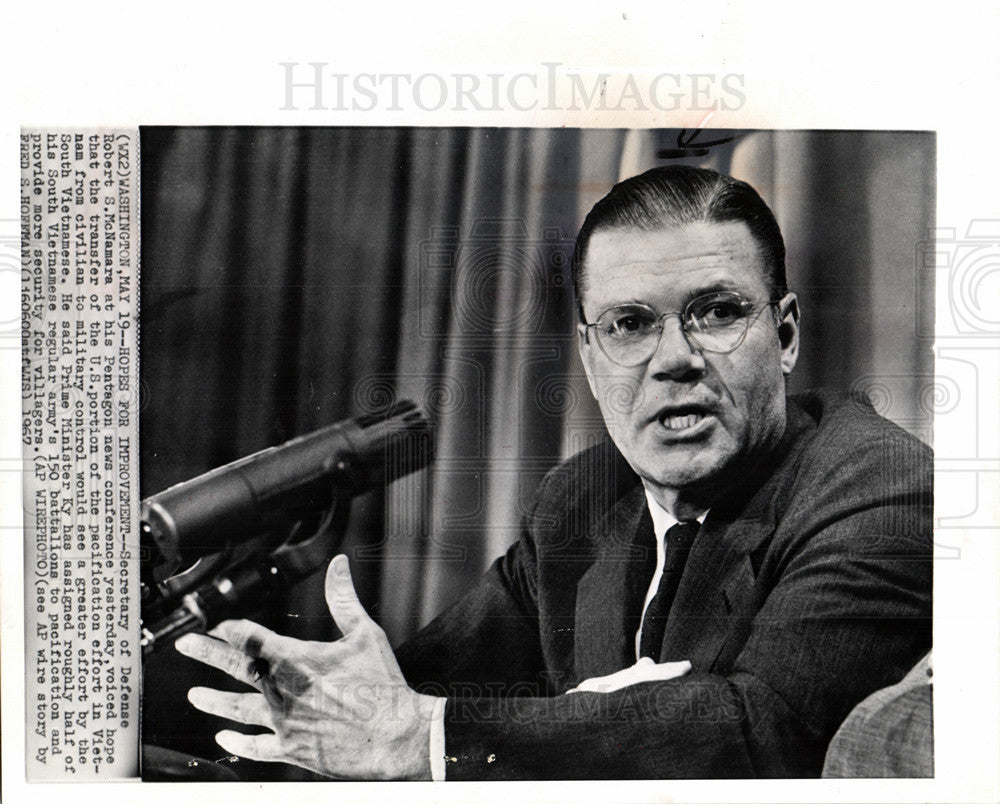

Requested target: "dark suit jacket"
[{"left": 396, "top": 390, "right": 933, "bottom": 779}]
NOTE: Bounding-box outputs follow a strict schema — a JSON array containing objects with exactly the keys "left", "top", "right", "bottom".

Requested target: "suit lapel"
[
  {"left": 658, "top": 401, "right": 816, "bottom": 671},
  {"left": 659, "top": 513, "right": 772, "bottom": 671},
  {"left": 573, "top": 485, "right": 654, "bottom": 680}
]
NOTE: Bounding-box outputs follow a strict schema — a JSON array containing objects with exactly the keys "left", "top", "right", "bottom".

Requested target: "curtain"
[{"left": 139, "top": 127, "right": 933, "bottom": 776}]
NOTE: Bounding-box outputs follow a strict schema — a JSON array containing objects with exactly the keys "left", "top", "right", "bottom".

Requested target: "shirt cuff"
[{"left": 429, "top": 696, "right": 448, "bottom": 781}]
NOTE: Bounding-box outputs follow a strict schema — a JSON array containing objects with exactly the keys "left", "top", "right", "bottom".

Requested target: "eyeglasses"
[{"left": 581, "top": 291, "right": 782, "bottom": 367}]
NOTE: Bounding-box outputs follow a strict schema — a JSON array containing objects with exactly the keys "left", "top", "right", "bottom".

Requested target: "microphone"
[{"left": 140, "top": 400, "right": 433, "bottom": 560}]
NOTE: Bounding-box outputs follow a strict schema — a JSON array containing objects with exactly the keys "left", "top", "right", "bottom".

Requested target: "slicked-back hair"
[{"left": 571, "top": 165, "right": 788, "bottom": 320}]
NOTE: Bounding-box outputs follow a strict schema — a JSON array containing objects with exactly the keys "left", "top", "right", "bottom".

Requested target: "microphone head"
[{"left": 140, "top": 400, "right": 434, "bottom": 561}]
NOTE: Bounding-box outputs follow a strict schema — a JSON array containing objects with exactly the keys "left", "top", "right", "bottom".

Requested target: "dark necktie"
[{"left": 638, "top": 520, "right": 699, "bottom": 660}]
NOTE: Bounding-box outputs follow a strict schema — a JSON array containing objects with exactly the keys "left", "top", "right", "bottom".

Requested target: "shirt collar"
[{"left": 643, "top": 488, "right": 707, "bottom": 537}]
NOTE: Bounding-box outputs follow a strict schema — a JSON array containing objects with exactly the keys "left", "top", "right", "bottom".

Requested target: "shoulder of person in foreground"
[{"left": 822, "top": 650, "right": 934, "bottom": 778}]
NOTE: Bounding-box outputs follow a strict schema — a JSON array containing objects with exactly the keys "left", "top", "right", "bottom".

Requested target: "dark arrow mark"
[{"left": 656, "top": 129, "right": 739, "bottom": 159}]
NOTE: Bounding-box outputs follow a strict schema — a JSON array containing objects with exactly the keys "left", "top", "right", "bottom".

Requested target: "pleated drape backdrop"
[{"left": 139, "top": 128, "right": 934, "bottom": 775}]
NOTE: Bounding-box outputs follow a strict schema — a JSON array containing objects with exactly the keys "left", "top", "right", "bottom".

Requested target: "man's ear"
[
  {"left": 777, "top": 293, "right": 800, "bottom": 376},
  {"left": 577, "top": 325, "right": 601, "bottom": 400}
]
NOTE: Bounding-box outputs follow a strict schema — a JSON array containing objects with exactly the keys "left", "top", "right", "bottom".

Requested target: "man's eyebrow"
[
  {"left": 685, "top": 280, "right": 746, "bottom": 298},
  {"left": 595, "top": 282, "right": 755, "bottom": 313}
]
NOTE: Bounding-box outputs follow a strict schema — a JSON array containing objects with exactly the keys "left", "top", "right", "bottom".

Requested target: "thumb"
[{"left": 324, "top": 554, "right": 368, "bottom": 636}]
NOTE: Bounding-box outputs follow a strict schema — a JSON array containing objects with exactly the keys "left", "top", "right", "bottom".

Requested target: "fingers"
[
  {"left": 175, "top": 632, "right": 262, "bottom": 690},
  {"left": 214, "top": 729, "right": 282, "bottom": 763},
  {"left": 208, "top": 619, "right": 290, "bottom": 664},
  {"left": 324, "top": 554, "right": 369, "bottom": 636},
  {"left": 188, "top": 688, "right": 275, "bottom": 730}
]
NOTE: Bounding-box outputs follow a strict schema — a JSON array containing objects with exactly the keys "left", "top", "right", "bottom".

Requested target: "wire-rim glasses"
[{"left": 581, "top": 291, "right": 783, "bottom": 367}]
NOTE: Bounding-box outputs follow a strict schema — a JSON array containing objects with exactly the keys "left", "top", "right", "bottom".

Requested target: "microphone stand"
[{"left": 140, "top": 482, "right": 353, "bottom": 655}]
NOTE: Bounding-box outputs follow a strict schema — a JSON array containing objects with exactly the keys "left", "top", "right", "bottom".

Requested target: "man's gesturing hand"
[{"left": 174, "top": 554, "right": 440, "bottom": 779}]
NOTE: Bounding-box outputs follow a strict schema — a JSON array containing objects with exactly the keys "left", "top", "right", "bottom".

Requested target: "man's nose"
[{"left": 646, "top": 315, "right": 706, "bottom": 379}]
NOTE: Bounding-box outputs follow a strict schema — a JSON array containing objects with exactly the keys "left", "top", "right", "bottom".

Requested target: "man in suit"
[{"left": 175, "top": 166, "right": 932, "bottom": 779}]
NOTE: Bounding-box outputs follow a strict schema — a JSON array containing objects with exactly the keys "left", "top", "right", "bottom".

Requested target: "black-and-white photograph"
[{"left": 137, "top": 128, "right": 935, "bottom": 781}]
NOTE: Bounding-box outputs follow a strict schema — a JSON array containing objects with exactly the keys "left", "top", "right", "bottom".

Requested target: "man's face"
[{"left": 578, "top": 221, "right": 799, "bottom": 504}]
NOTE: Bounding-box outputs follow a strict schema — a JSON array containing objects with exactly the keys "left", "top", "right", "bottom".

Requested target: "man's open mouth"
[
  {"left": 660, "top": 412, "right": 704, "bottom": 430},
  {"left": 654, "top": 404, "right": 714, "bottom": 432}
]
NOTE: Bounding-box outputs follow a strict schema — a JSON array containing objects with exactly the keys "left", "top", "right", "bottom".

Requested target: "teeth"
[{"left": 663, "top": 413, "right": 702, "bottom": 430}]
